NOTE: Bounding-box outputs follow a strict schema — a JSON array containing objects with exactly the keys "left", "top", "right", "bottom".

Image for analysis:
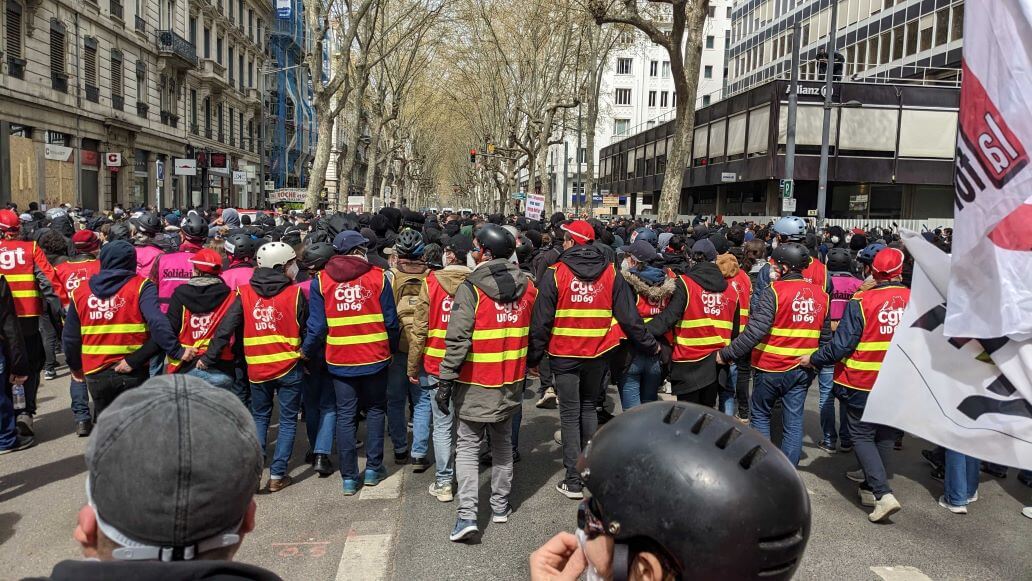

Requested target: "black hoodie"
[
  {"left": 26, "top": 558, "right": 282, "bottom": 581},
  {"left": 201, "top": 268, "right": 308, "bottom": 368},
  {"left": 164, "top": 276, "right": 234, "bottom": 373},
  {"left": 528, "top": 244, "right": 657, "bottom": 370}
]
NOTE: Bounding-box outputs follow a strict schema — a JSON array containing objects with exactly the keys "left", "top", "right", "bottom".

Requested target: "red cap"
[
  {"left": 871, "top": 247, "right": 904, "bottom": 279},
  {"left": 561, "top": 220, "right": 595, "bottom": 245},
  {"left": 189, "top": 248, "right": 223, "bottom": 275},
  {"left": 72, "top": 229, "right": 100, "bottom": 252},
  {"left": 0, "top": 210, "right": 20, "bottom": 231}
]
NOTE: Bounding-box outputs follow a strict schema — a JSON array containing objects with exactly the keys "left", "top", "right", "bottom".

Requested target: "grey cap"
[
  {"left": 621, "top": 238, "right": 659, "bottom": 263},
  {"left": 86, "top": 375, "right": 262, "bottom": 558},
  {"left": 691, "top": 238, "right": 718, "bottom": 262}
]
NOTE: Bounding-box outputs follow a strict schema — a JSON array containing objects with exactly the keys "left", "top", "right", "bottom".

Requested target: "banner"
[
  {"left": 865, "top": 231, "right": 1032, "bottom": 469},
  {"left": 276, "top": 0, "right": 290, "bottom": 18},
  {"left": 525, "top": 193, "right": 545, "bottom": 220},
  {"left": 948, "top": 0, "right": 1032, "bottom": 340}
]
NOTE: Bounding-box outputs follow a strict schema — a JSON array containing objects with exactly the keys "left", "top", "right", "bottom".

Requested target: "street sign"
[
  {"left": 264, "top": 180, "right": 275, "bottom": 191},
  {"left": 105, "top": 152, "right": 122, "bottom": 167},
  {"left": 603, "top": 196, "right": 619, "bottom": 207},
  {"left": 174, "top": 159, "right": 197, "bottom": 176},
  {"left": 156, "top": 159, "right": 165, "bottom": 181},
  {"left": 721, "top": 172, "right": 737, "bottom": 183},
  {"left": 233, "top": 171, "right": 247, "bottom": 185},
  {"left": 782, "top": 197, "right": 797, "bottom": 212},
  {"left": 780, "top": 179, "right": 794, "bottom": 198},
  {"left": 807, "top": 209, "right": 818, "bottom": 217}
]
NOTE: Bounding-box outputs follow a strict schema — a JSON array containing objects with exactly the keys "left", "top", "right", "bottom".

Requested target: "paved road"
[{"left": 2, "top": 370, "right": 1031, "bottom": 580}]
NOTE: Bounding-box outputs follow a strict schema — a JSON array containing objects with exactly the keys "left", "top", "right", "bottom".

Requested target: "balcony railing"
[
  {"left": 85, "top": 84, "right": 99, "bottom": 102},
  {"left": 156, "top": 30, "right": 198, "bottom": 68},
  {"left": 112, "top": 94, "right": 124, "bottom": 111}
]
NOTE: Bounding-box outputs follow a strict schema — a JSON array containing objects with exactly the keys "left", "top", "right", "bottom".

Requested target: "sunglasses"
[{"left": 577, "top": 497, "right": 608, "bottom": 540}]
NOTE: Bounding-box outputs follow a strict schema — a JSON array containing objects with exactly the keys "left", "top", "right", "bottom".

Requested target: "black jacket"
[
  {"left": 166, "top": 277, "right": 234, "bottom": 374},
  {"left": 0, "top": 277, "right": 28, "bottom": 376},
  {"left": 528, "top": 244, "right": 657, "bottom": 370},
  {"left": 531, "top": 244, "right": 560, "bottom": 284},
  {"left": 25, "top": 559, "right": 282, "bottom": 581}
]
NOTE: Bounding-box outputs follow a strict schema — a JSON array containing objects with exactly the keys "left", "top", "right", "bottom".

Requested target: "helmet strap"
[{"left": 613, "top": 542, "right": 631, "bottom": 581}]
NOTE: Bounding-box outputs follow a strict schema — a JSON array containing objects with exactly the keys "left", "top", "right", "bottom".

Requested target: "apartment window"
[
  {"left": 239, "top": 111, "right": 244, "bottom": 147},
  {"left": 648, "top": 90, "right": 656, "bottom": 107},
  {"left": 660, "top": 91, "right": 668, "bottom": 107},
  {"left": 228, "top": 46, "right": 234, "bottom": 80},
  {"left": 204, "top": 96, "right": 212, "bottom": 137},
  {"left": 111, "top": 49, "right": 124, "bottom": 110},
  {"left": 238, "top": 54, "right": 244, "bottom": 89},
  {"left": 726, "top": 6, "right": 732, "bottom": 18},
  {"left": 49, "top": 19, "right": 67, "bottom": 92},
  {"left": 904, "top": 19, "right": 918, "bottom": 56},
  {"left": 83, "top": 36, "right": 98, "bottom": 101},
  {"left": 661, "top": 61, "right": 670, "bottom": 77},
  {"left": 248, "top": 58, "right": 253, "bottom": 87},
  {"left": 613, "top": 118, "right": 630, "bottom": 135},
  {"left": 189, "top": 17, "right": 197, "bottom": 45},
  {"left": 950, "top": 4, "right": 963, "bottom": 42},
  {"left": 649, "top": 60, "right": 658, "bottom": 77},
  {"left": 217, "top": 103, "right": 224, "bottom": 141},
  {"left": 237, "top": 0, "right": 243, "bottom": 27},
  {"left": 614, "top": 88, "right": 631, "bottom": 105},
  {"left": 616, "top": 57, "right": 632, "bottom": 75},
  {"left": 892, "top": 25, "right": 904, "bottom": 60},
  {"left": 190, "top": 89, "right": 198, "bottom": 132},
  {"left": 135, "top": 60, "right": 146, "bottom": 114},
  {"left": 217, "top": 36, "right": 223, "bottom": 64},
  {"left": 703, "top": 95, "right": 711, "bottom": 106},
  {"left": 706, "top": 35, "right": 714, "bottom": 49},
  {"left": 248, "top": 120, "right": 254, "bottom": 152},
  {"left": 934, "top": 8, "right": 949, "bottom": 47},
  {"left": 229, "top": 107, "right": 235, "bottom": 145},
  {"left": 672, "top": 92, "right": 677, "bottom": 108},
  {"left": 6, "top": 0, "right": 25, "bottom": 78},
  {"left": 617, "top": 31, "right": 635, "bottom": 45},
  {"left": 203, "top": 27, "right": 210, "bottom": 58},
  {"left": 707, "top": 4, "right": 715, "bottom": 17},
  {"left": 704, "top": 65, "right": 713, "bottom": 78},
  {"left": 248, "top": 9, "right": 253, "bottom": 38}
]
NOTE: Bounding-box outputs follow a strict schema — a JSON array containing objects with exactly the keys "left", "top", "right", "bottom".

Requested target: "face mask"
[
  {"left": 466, "top": 251, "right": 478, "bottom": 269},
  {"left": 285, "top": 263, "right": 299, "bottom": 280},
  {"left": 771, "top": 238, "right": 779, "bottom": 249},
  {"left": 441, "top": 254, "right": 451, "bottom": 268},
  {"left": 576, "top": 528, "right": 608, "bottom": 581},
  {"left": 621, "top": 258, "right": 633, "bottom": 272}
]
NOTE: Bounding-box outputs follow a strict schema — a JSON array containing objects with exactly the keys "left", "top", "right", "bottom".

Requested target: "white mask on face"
[
  {"left": 442, "top": 253, "right": 451, "bottom": 268},
  {"left": 285, "top": 262, "right": 299, "bottom": 280},
  {"left": 575, "top": 528, "right": 607, "bottom": 581},
  {"left": 621, "top": 258, "right": 634, "bottom": 272}
]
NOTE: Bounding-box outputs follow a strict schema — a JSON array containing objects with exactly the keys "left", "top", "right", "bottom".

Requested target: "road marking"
[
  {"left": 358, "top": 467, "right": 405, "bottom": 500},
  {"left": 336, "top": 521, "right": 393, "bottom": 581},
  {"left": 870, "top": 566, "right": 933, "bottom": 581}
]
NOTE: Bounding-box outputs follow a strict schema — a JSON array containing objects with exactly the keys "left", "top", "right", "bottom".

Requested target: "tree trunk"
[
  {"left": 305, "top": 102, "right": 335, "bottom": 211},
  {"left": 337, "top": 96, "right": 365, "bottom": 211},
  {"left": 362, "top": 121, "right": 382, "bottom": 211}
]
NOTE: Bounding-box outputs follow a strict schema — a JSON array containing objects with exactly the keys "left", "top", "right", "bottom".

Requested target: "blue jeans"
[
  {"left": 70, "top": 378, "right": 92, "bottom": 423},
  {"left": 722, "top": 363, "right": 738, "bottom": 415},
  {"left": 250, "top": 365, "right": 304, "bottom": 478},
  {"left": 333, "top": 368, "right": 388, "bottom": 481},
  {"left": 149, "top": 353, "right": 165, "bottom": 377},
  {"left": 386, "top": 355, "right": 415, "bottom": 454},
  {"left": 618, "top": 353, "right": 662, "bottom": 411},
  {"left": 944, "top": 449, "right": 980, "bottom": 506},
  {"left": 231, "top": 366, "right": 252, "bottom": 408},
  {"left": 750, "top": 368, "right": 812, "bottom": 466},
  {"left": 304, "top": 364, "right": 337, "bottom": 455},
  {"left": 185, "top": 367, "right": 235, "bottom": 391},
  {"left": 817, "top": 367, "right": 851, "bottom": 446},
  {"left": 426, "top": 377, "right": 455, "bottom": 485},
  {"left": 0, "top": 353, "right": 15, "bottom": 449}
]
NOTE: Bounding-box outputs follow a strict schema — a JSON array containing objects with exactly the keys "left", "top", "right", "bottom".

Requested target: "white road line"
[
  {"left": 870, "top": 566, "right": 933, "bottom": 581},
  {"left": 358, "top": 468, "right": 405, "bottom": 500},
  {"left": 336, "top": 521, "right": 393, "bottom": 581}
]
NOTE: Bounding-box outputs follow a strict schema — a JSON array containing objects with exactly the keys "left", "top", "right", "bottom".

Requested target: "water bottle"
[{"left": 12, "top": 383, "right": 26, "bottom": 410}]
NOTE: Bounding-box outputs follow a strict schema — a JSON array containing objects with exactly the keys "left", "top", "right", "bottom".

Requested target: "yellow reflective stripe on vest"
[
  {"left": 82, "top": 344, "right": 143, "bottom": 355},
  {"left": 424, "top": 346, "right": 446, "bottom": 358},
  {"left": 768, "top": 327, "right": 821, "bottom": 338},
  {"left": 555, "top": 309, "right": 612, "bottom": 318},
  {"left": 246, "top": 351, "right": 300, "bottom": 365},
  {"left": 472, "top": 327, "right": 529, "bottom": 340},
  {"left": 465, "top": 347, "right": 528, "bottom": 363},
  {"left": 243, "top": 335, "right": 301, "bottom": 347},
  {"left": 676, "top": 318, "right": 733, "bottom": 330},
  {"left": 740, "top": 308, "right": 750, "bottom": 316},
  {"left": 3, "top": 274, "right": 35, "bottom": 282},
  {"left": 327, "top": 332, "right": 389, "bottom": 346},
  {"left": 843, "top": 357, "right": 882, "bottom": 371},
  {"left": 674, "top": 335, "right": 729, "bottom": 346},
  {"left": 11, "top": 290, "right": 41, "bottom": 298},
  {"left": 428, "top": 329, "right": 447, "bottom": 339},
  {"left": 81, "top": 323, "right": 149, "bottom": 335},
  {"left": 755, "top": 343, "right": 814, "bottom": 356},
  {"left": 643, "top": 317, "right": 653, "bottom": 323},
  {"left": 855, "top": 341, "right": 891, "bottom": 351},
  {"left": 327, "top": 313, "right": 386, "bottom": 326},
  {"left": 553, "top": 327, "right": 611, "bottom": 338}
]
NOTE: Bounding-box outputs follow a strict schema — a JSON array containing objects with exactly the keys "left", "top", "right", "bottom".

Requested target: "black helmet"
[
  {"left": 394, "top": 228, "right": 425, "bottom": 258},
  {"left": 300, "top": 242, "right": 335, "bottom": 271},
  {"left": 475, "top": 224, "right": 515, "bottom": 259},
  {"left": 181, "top": 214, "right": 209, "bottom": 241},
  {"left": 772, "top": 242, "right": 811, "bottom": 272},
  {"left": 578, "top": 402, "right": 810, "bottom": 580},
  {"left": 224, "top": 233, "right": 257, "bottom": 260},
  {"left": 108, "top": 222, "right": 132, "bottom": 241},
  {"left": 130, "top": 212, "right": 161, "bottom": 236},
  {"left": 826, "top": 247, "right": 853, "bottom": 272}
]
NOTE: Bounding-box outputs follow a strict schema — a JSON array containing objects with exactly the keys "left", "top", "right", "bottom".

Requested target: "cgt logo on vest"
[
  {"left": 189, "top": 312, "right": 216, "bottom": 339},
  {"left": 790, "top": 289, "right": 821, "bottom": 324},
  {"left": 495, "top": 298, "right": 529, "bottom": 324},
  {"left": 334, "top": 283, "right": 373, "bottom": 312},
  {"left": 252, "top": 299, "right": 283, "bottom": 331},
  {"left": 570, "top": 279, "right": 602, "bottom": 303},
  {"left": 439, "top": 296, "right": 453, "bottom": 324},
  {"left": 0, "top": 246, "right": 28, "bottom": 271},
  {"left": 65, "top": 269, "right": 89, "bottom": 293},
  {"left": 700, "top": 292, "right": 726, "bottom": 316},
  {"left": 86, "top": 295, "right": 126, "bottom": 321},
  {"left": 876, "top": 297, "right": 906, "bottom": 334}
]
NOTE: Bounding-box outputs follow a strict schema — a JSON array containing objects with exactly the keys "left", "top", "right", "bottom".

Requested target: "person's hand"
[
  {"left": 527, "top": 366, "right": 540, "bottom": 378},
  {"left": 408, "top": 376, "right": 419, "bottom": 385},
  {"left": 715, "top": 352, "right": 725, "bottom": 365},
  {"left": 71, "top": 369, "right": 85, "bottom": 382},
  {"left": 113, "top": 360, "right": 133, "bottom": 374},
  {"left": 435, "top": 380, "right": 454, "bottom": 415},
  {"left": 195, "top": 359, "right": 208, "bottom": 371},
  {"left": 529, "top": 532, "right": 587, "bottom": 581},
  {"left": 9, "top": 374, "right": 27, "bottom": 385},
  {"left": 180, "top": 347, "right": 198, "bottom": 362},
  {"left": 653, "top": 343, "right": 661, "bottom": 355},
  {"left": 799, "top": 354, "right": 812, "bottom": 368}
]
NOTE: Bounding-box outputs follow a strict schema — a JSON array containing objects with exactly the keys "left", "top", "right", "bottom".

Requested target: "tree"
[{"left": 586, "top": 0, "right": 709, "bottom": 221}]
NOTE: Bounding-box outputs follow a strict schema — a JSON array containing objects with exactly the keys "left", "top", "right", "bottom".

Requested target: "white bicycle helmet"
[
  {"left": 772, "top": 216, "right": 807, "bottom": 241},
  {"left": 255, "top": 241, "right": 296, "bottom": 269}
]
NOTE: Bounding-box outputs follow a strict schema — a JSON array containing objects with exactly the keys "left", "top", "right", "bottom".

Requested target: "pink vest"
[
  {"left": 221, "top": 265, "right": 255, "bottom": 291},
  {"left": 829, "top": 273, "right": 863, "bottom": 320},
  {"left": 296, "top": 279, "right": 312, "bottom": 301},
  {"left": 155, "top": 251, "right": 196, "bottom": 313},
  {"left": 135, "top": 245, "right": 163, "bottom": 279}
]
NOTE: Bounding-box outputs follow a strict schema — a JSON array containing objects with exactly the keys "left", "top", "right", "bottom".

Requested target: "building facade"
[{"left": 0, "top": 0, "right": 273, "bottom": 210}]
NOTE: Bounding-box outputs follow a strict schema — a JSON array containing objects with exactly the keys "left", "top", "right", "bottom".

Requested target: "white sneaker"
[
  {"left": 858, "top": 487, "right": 876, "bottom": 507},
  {"left": 869, "top": 493, "right": 901, "bottom": 522},
  {"left": 428, "top": 481, "right": 453, "bottom": 502},
  {"left": 1022, "top": 506, "right": 1032, "bottom": 519},
  {"left": 967, "top": 491, "right": 978, "bottom": 503},
  {"left": 535, "top": 388, "right": 557, "bottom": 409},
  {"left": 553, "top": 429, "right": 562, "bottom": 445},
  {"left": 846, "top": 469, "right": 866, "bottom": 483},
  {"left": 938, "top": 495, "right": 967, "bottom": 514}
]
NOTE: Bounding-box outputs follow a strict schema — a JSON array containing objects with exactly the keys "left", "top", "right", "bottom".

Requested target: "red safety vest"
[
  {"left": 455, "top": 281, "right": 537, "bottom": 388},
  {"left": 751, "top": 279, "right": 829, "bottom": 372},
  {"left": 239, "top": 283, "right": 302, "bottom": 382},
  {"left": 320, "top": 268, "right": 391, "bottom": 368},
  {"left": 671, "top": 276, "right": 738, "bottom": 363},
  {"left": 55, "top": 258, "right": 101, "bottom": 309},
  {"left": 834, "top": 284, "right": 910, "bottom": 391},
  {"left": 728, "top": 268, "right": 752, "bottom": 331},
  {"left": 422, "top": 272, "right": 455, "bottom": 377},
  {"left": 71, "top": 276, "right": 150, "bottom": 375},
  {"left": 547, "top": 263, "right": 625, "bottom": 358},
  {"left": 0, "top": 239, "right": 45, "bottom": 317},
  {"left": 167, "top": 293, "right": 236, "bottom": 373}
]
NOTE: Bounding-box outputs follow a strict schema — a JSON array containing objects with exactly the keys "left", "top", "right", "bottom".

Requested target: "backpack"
[{"left": 391, "top": 268, "right": 427, "bottom": 353}]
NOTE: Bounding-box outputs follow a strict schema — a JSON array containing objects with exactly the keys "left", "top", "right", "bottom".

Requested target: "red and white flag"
[{"left": 949, "top": 0, "right": 1032, "bottom": 340}]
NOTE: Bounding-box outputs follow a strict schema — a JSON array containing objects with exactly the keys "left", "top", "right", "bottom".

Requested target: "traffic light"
[
  {"left": 470, "top": 149, "right": 477, "bottom": 164},
  {"left": 487, "top": 143, "right": 495, "bottom": 155}
]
